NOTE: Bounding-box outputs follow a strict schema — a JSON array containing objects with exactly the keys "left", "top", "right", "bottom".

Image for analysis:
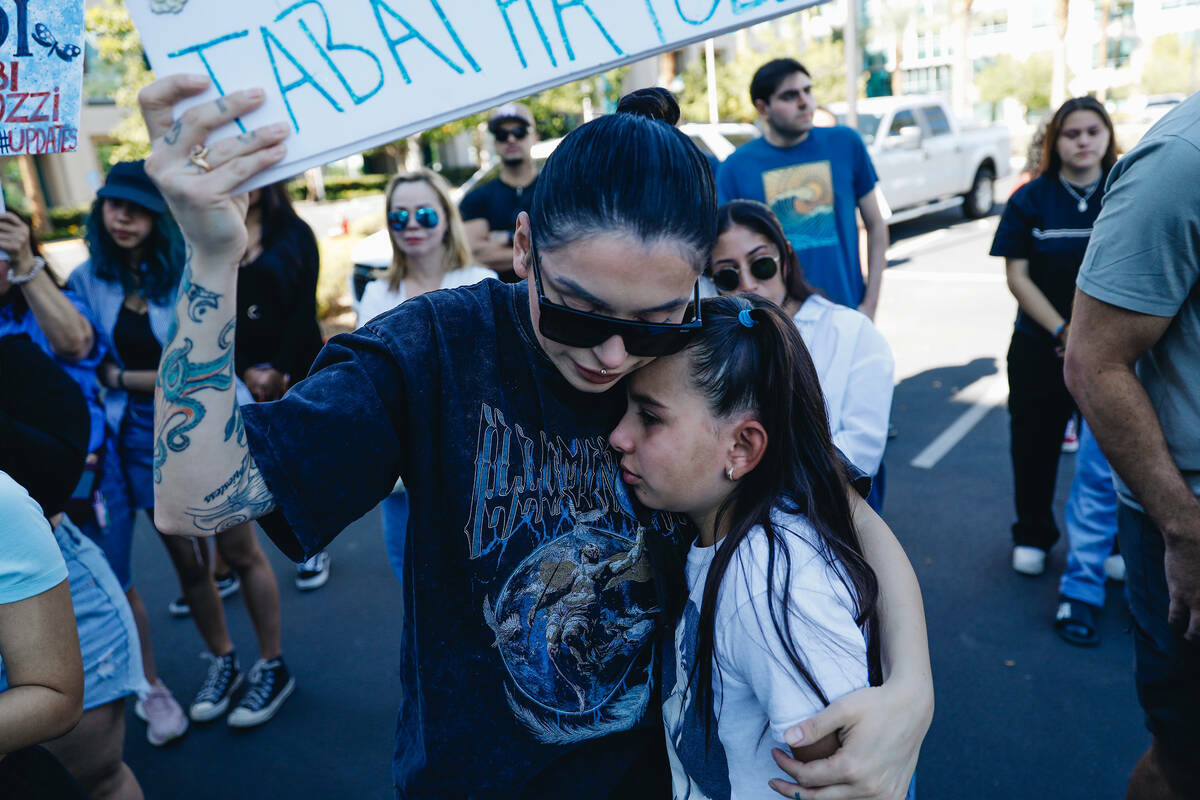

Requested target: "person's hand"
[
  {"left": 1055, "top": 322, "right": 1071, "bottom": 358},
  {"left": 767, "top": 677, "right": 933, "bottom": 800},
  {"left": 243, "top": 366, "right": 286, "bottom": 402},
  {"left": 98, "top": 361, "right": 122, "bottom": 390},
  {"left": 1165, "top": 522, "right": 1200, "bottom": 641},
  {"left": 139, "top": 74, "right": 289, "bottom": 269},
  {"left": 0, "top": 213, "right": 35, "bottom": 274},
  {"left": 858, "top": 297, "right": 878, "bottom": 321}
]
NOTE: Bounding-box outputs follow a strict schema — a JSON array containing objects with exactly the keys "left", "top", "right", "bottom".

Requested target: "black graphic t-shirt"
[
  {"left": 241, "top": 280, "right": 686, "bottom": 799},
  {"left": 989, "top": 172, "right": 1106, "bottom": 341},
  {"left": 459, "top": 177, "right": 538, "bottom": 283}
]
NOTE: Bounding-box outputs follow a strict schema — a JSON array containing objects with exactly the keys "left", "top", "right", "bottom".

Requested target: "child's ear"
[{"left": 728, "top": 418, "right": 767, "bottom": 480}]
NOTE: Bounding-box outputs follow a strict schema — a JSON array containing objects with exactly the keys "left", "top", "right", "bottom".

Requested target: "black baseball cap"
[{"left": 97, "top": 160, "right": 168, "bottom": 215}]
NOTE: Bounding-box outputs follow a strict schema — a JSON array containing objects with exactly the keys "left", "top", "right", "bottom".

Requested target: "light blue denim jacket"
[{"left": 66, "top": 261, "right": 175, "bottom": 434}]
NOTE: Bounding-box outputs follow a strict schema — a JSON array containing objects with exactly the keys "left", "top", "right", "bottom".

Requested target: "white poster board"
[
  {"left": 0, "top": 0, "right": 85, "bottom": 156},
  {"left": 128, "top": 0, "right": 824, "bottom": 189}
]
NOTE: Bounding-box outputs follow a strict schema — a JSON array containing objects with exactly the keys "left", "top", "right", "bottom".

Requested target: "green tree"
[
  {"left": 1141, "top": 34, "right": 1200, "bottom": 96},
  {"left": 85, "top": 0, "right": 154, "bottom": 164},
  {"left": 975, "top": 53, "right": 1053, "bottom": 114}
]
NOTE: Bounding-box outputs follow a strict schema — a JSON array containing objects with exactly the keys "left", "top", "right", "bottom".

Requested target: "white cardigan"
[{"left": 792, "top": 295, "right": 894, "bottom": 476}]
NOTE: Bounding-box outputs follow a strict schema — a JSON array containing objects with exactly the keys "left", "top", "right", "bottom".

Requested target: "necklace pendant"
[{"left": 1078, "top": 199, "right": 1087, "bottom": 213}]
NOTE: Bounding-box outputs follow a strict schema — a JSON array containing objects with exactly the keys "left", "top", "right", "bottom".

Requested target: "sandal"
[{"left": 1055, "top": 597, "right": 1100, "bottom": 647}]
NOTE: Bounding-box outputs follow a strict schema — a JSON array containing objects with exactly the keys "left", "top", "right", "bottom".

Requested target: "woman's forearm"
[
  {"left": 20, "top": 270, "right": 94, "bottom": 361},
  {"left": 1006, "top": 266, "right": 1065, "bottom": 334},
  {"left": 153, "top": 252, "right": 277, "bottom": 536}
]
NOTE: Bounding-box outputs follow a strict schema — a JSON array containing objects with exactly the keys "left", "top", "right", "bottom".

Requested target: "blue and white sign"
[
  {"left": 128, "top": 0, "right": 824, "bottom": 189},
  {"left": 0, "top": 0, "right": 84, "bottom": 156}
]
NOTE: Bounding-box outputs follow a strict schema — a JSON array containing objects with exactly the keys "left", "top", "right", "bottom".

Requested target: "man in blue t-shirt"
[{"left": 717, "top": 59, "right": 888, "bottom": 317}]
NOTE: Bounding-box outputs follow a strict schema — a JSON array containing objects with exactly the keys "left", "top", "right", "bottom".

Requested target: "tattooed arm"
[{"left": 140, "top": 75, "right": 290, "bottom": 536}]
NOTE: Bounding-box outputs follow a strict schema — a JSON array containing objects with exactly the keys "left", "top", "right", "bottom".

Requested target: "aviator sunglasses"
[
  {"left": 710, "top": 255, "right": 779, "bottom": 293},
  {"left": 530, "top": 236, "right": 702, "bottom": 357},
  {"left": 387, "top": 207, "right": 440, "bottom": 231},
  {"left": 493, "top": 124, "right": 530, "bottom": 143}
]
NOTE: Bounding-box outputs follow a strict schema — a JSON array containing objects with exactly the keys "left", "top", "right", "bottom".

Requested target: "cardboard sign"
[
  {"left": 0, "top": 0, "right": 84, "bottom": 156},
  {"left": 128, "top": 0, "right": 823, "bottom": 189}
]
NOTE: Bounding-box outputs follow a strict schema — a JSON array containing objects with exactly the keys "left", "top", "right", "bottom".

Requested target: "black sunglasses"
[
  {"left": 711, "top": 255, "right": 779, "bottom": 293},
  {"left": 493, "top": 124, "right": 529, "bottom": 143},
  {"left": 530, "top": 237, "right": 701, "bottom": 357},
  {"left": 387, "top": 207, "right": 440, "bottom": 231}
]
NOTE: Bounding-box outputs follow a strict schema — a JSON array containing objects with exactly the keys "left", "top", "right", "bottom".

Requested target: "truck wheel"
[{"left": 962, "top": 167, "right": 995, "bottom": 219}]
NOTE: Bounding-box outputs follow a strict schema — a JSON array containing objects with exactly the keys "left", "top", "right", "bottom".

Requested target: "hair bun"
[{"left": 616, "top": 87, "right": 681, "bottom": 126}]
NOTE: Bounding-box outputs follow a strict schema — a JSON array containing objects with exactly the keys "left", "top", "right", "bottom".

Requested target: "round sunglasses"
[
  {"left": 711, "top": 255, "right": 779, "bottom": 293},
  {"left": 387, "top": 207, "right": 440, "bottom": 231}
]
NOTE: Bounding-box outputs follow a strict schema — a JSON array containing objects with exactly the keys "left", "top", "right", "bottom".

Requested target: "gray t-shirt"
[{"left": 1077, "top": 91, "right": 1200, "bottom": 506}]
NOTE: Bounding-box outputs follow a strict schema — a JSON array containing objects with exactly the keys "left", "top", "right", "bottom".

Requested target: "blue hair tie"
[{"left": 738, "top": 308, "right": 757, "bottom": 328}]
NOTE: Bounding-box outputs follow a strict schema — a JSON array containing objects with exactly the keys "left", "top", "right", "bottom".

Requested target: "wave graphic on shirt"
[{"left": 763, "top": 161, "right": 839, "bottom": 252}]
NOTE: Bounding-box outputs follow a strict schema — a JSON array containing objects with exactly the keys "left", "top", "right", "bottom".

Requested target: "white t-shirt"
[
  {"left": 664, "top": 509, "right": 869, "bottom": 800},
  {"left": 356, "top": 265, "right": 497, "bottom": 326},
  {"left": 793, "top": 295, "right": 894, "bottom": 476},
  {"left": 0, "top": 471, "right": 67, "bottom": 605}
]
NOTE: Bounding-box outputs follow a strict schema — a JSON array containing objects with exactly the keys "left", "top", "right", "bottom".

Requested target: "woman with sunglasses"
[
  {"left": 710, "top": 200, "right": 894, "bottom": 508},
  {"left": 358, "top": 168, "right": 494, "bottom": 581},
  {"left": 141, "top": 75, "right": 931, "bottom": 800}
]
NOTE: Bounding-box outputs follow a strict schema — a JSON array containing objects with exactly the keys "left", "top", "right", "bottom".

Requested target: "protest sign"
[
  {"left": 128, "top": 0, "right": 825, "bottom": 190},
  {"left": 0, "top": 0, "right": 84, "bottom": 156}
]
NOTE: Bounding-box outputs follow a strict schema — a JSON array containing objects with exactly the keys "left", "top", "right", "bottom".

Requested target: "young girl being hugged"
[
  {"left": 989, "top": 97, "right": 1118, "bottom": 580},
  {"left": 610, "top": 294, "right": 917, "bottom": 799},
  {"left": 708, "top": 200, "right": 893, "bottom": 509}
]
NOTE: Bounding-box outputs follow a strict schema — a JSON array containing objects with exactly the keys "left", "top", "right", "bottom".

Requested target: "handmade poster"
[
  {"left": 0, "top": 0, "right": 84, "bottom": 156},
  {"left": 128, "top": 0, "right": 825, "bottom": 190}
]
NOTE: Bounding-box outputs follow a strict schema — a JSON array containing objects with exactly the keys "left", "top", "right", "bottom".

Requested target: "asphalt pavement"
[{"left": 121, "top": 188, "right": 1146, "bottom": 798}]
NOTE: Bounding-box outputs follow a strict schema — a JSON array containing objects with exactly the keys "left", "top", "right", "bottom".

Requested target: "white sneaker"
[
  {"left": 1012, "top": 546, "right": 1046, "bottom": 576},
  {"left": 135, "top": 680, "right": 189, "bottom": 746},
  {"left": 1062, "top": 418, "right": 1080, "bottom": 453},
  {"left": 295, "top": 552, "right": 330, "bottom": 591},
  {"left": 1104, "top": 554, "right": 1126, "bottom": 582}
]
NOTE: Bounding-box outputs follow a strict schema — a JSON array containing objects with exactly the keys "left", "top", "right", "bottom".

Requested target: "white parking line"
[
  {"left": 910, "top": 373, "right": 1009, "bottom": 469},
  {"left": 886, "top": 270, "right": 1006, "bottom": 283}
]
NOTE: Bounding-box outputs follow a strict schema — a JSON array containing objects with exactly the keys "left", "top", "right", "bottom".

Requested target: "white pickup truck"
[{"left": 829, "top": 95, "right": 1011, "bottom": 224}]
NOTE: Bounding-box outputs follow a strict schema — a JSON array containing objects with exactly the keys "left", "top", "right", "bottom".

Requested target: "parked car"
[
  {"left": 828, "top": 95, "right": 1011, "bottom": 224},
  {"left": 348, "top": 122, "right": 761, "bottom": 314}
]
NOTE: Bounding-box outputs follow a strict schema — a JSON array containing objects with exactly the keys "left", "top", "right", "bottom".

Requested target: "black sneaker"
[
  {"left": 189, "top": 652, "right": 242, "bottom": 722},
  {"left": 168, "top": 572, "right": 241, "bottom": 618},
  {"left": 227, "top": 657, "right": 295, "bottom": 728}
]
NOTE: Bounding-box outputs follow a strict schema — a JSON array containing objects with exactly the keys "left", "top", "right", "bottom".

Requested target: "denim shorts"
[
  {"left": 76, "top": 436, "right": 135, "bottom": 590},
  {"left": 0, "top": 517, "right": 149, "bottom": 710},
  {"left": 1118, "top": 502, "right": 1200, "bottom": 762},
  {"left": 118, "top": 394, "right": 157, "bottom": 512}
]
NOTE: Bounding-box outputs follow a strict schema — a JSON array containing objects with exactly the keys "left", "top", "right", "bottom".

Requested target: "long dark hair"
[
  {"left": 530, "top": 87, "right": 715, "bottom": 271},
  {"left": 1039, "top": 96, "right": 1118, "bottom": 177},
  {"left": 715, "top": 200, "right": 817, "bottom": 305},
  {"left": 85, "top": 199, "right": 185, "bottom": 304},
  {"left": 253, "top": 180, "right": 305, "bottom": 250},
  {"left": 687, "top": 294, "right": 881, "bottom": 743}
]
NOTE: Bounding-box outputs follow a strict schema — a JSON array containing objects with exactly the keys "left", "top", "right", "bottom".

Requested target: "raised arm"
[
  {"left": 141, "top": 75, "right": 290, "bottom": 536},
  {"left": 770, "top": 491, "right": 932, "bottom": 800}
]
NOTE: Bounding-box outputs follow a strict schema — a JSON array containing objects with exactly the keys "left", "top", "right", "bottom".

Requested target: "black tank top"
[{"left": 114, "top": 305, "right": 161, "bottom": 382}]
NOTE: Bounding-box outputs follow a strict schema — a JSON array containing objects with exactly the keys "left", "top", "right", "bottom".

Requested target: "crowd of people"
[{"left": 0, "top": 51, "right": 1195, "bottom": 800}]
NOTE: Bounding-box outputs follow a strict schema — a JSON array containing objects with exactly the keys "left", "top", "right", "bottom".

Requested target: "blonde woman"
[
  {"left": 358, "top": 169, "right": 496, "bottom": 325},
  {"left": 359, "top": 170, "right": 496, "bottom": 580}
]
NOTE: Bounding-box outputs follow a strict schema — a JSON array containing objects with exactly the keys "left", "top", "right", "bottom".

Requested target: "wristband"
[
  {"left": 117, "top": 370, "right": 126, "bottom": 391},
  {"left": 1055, "top": 322, "right": 1067, "bottom": 341},
  {"left": 7, "top": 256, "right": 45, "bottom": 286}
]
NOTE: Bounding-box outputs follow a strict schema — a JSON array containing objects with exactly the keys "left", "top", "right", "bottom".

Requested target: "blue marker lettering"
[
  {"left": 276, "top": 0, "right": 385, "bottom": 105},
  {"left": 494, "top": 0, "right": 557, "bottom": 69},
  {"left": 731, "top": 0, "right": 768, "bottom": 11},
  {"left": 674, "top": 0, "right": 720, "bottom": 25},
  {"left": 427, "top": 0, "right": 481, "bottom": 73},
  {"left": 551, "top": 0, "right": 623, "bottom": 62},
  {"left": 642, "top": 0, "right": 665, "bottom": 43},
  {"left": 369, "top": 0, "right": 464, "bottom": 84},
  {"left": 167, "top": 31, "right": 251, "bottom": 132},
  {"left": 260, "top": 26, "right": 344, "bottom": 132}
]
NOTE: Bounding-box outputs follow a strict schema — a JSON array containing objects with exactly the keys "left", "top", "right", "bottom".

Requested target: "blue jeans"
[
  {"left": 382, "top": 489, "right": 409, "bottom": 583},
  {"left": 1057, "top": 422, "right": 1118, "bottom": 607}
]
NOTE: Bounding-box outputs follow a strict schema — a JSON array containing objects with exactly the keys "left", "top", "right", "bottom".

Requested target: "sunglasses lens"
[
  {"left": 750, "top": 257, "right": 778, "bottom": 281},
  {"left": 387, "top": 210, "right": 409, "bottom": 230},
  {"left": 416, "top": 208, "right": 439, "bottom": 229},
  {"left": 495, "top": 125, "right": 528, "bottom": 142},
  {"left": 713, "top": 268, "right": 741, "bottom": 292}
]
